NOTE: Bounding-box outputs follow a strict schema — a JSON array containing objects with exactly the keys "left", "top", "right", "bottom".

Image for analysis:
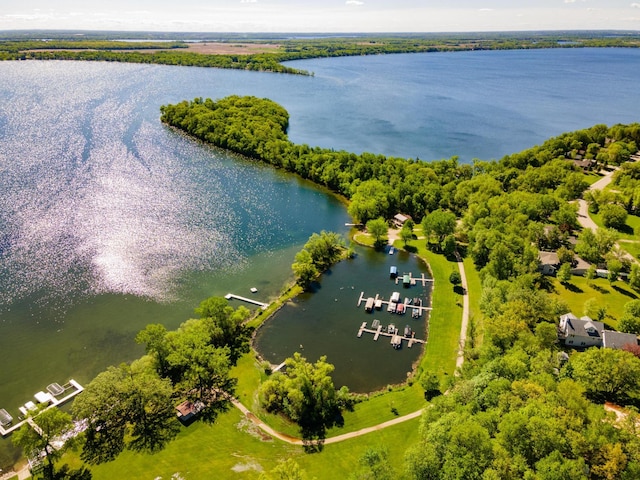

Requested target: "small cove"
[{"left": 252, "top": 244, "right": 432, "bottom": 393}]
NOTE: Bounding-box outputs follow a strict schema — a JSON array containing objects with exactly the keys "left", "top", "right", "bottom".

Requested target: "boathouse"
[
  {"left": 365, "top": 297, "right": 375, "bottom": 312},
  {"left": 390, "top": 266, "right": 398, "bottom": 278}
]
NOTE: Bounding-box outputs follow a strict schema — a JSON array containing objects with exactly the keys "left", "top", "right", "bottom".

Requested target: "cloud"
[
  {"left": 346, "top": 0, "right": 364, "bottom": 5},
  {"left": 478, "top": 8, "right": 494, "bottom": 12},
  {"left": 632, "top": 3, "right": 640, "bottom": 8},
  {"left": 240, "top": 0, "right": 258, "bottom": 3}
]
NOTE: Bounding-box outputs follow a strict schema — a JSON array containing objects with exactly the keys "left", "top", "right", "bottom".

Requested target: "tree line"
[{"left": 2, "top": 32, "right": 640, "bottom": 74}]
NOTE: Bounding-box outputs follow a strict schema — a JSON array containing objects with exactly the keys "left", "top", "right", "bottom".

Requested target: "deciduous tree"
[{"left": 12, "top": 408, "right": 74, "bottom": 480}]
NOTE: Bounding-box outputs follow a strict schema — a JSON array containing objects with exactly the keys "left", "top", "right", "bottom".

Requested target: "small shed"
[
  {"left": 393, "top": 213, "right": 412, "bottom": 227},
  {"left": 402, "top": 274, "right": 411, "bottom": 287},
  {"left": 176, "top": 400, "right": 204, "bottom": 424}
]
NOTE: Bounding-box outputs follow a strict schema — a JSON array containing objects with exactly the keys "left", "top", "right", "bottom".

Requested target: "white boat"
[{"left": 389, "top": 247, "right": 395, "bottom": 255}]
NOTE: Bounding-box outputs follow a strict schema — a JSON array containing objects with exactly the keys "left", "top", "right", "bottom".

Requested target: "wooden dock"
[
  {"left": 395, "top": 272, "right": 434, "bottom": 286},
  {"left": 0, "top": 379, "right": 84, "bottom": 437},
  {"left": 225, "top": 293, "right": 268, "bottom": 309},
  {"left": 358, "top": 291, "right": 432, "bottom": 314},
  {"left": 357, "top": 322, "right": 367, "bottom": 337},
  {"left": 357, "top": 325, "right": 425, "bottom": 347}
]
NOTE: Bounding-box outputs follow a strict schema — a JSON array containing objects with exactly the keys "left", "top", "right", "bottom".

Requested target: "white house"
[
  {"left": 558, "top": 313, "right": 604, "bottom": 348},
  {"left": 558, "top": 312, "right": 639, "bottom": 350}
]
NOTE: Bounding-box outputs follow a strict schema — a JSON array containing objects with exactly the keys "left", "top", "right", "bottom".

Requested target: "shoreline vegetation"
[{"left": 1, "top": 31, "right": 640, "bottom": 74}]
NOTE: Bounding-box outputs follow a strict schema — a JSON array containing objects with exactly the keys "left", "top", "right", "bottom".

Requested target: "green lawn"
[
  {"left": 589, "top": 211, "right": 640, "bottom": 242},
  {"left": 550, "top": 275, "right": 638, "bottom": 328}
]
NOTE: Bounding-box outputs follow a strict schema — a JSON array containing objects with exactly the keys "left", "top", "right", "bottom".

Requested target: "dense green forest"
[
  {"left": 1, "top": 32, "right": 640, "bottom": 74},
  {"left": 160, "top": 96, "right": 640, "bottom": 278}
]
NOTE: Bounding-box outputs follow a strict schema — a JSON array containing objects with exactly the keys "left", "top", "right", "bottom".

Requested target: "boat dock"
[
  {"left": 357, "top": 323, "right": 425, "bottom": 348},
  {"left": 357, "top": 291, "right": 432, "bottom": 314},
  {"left": 225, "top": 293, "right": 268, "bottom": 309},
  {"left": 394, "top": 272, "right": 434, "bottom": 286},
  {"left": 0, "top": 379, "right": 84, "bottom": 437}
]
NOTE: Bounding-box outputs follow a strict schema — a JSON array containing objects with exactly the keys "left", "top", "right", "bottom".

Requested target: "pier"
[
  {"left": 225, "top": 293, "right": 269, "bottom": 309},
  {"left": 358, "top": 291, "right": 432, "bottom": 314},
  {"left": 0, "top": 379, "right": 84, "bottom": 437},
  {"left": 394, "top": 272, "right": 434, "bottom": 286},
  {"left": 357, "top": 323, "right": 425, "bottom": 348}
]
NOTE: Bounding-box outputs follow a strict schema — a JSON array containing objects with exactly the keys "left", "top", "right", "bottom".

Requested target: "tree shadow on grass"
[
  {"left": 616, "top": 224, "right": 635, "bottom": 236},
  {"left": 613, "top": 284, "right": 638, "bottom": 299},
  {"left": 537, "top": 275, "right": 557, "bottom": 293},
  {"left": 562, "top": 282, "right": 584, "bottom": 293},
  {"left": 403, "top": 245, "right": 418, "bottom": 253},
  {"left": 590, "top": 284, "right": 609, "bottom": 294}
]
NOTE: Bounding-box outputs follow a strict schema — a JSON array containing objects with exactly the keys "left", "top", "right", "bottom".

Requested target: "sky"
[{"left": 1, "top": 0, "right": 639, "bottom": 33}]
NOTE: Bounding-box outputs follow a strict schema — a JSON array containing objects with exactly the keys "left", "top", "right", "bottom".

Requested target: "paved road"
[
  {"left": 575, "top": 168, "right": 616, "bottom": 231},
  {"left": 455, "top": 252, "right": 470, "bottom": 371}
]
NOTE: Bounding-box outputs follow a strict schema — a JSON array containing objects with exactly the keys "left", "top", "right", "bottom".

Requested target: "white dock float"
[{"left": 0, "top": 379, "right": 84, "bottom": 437}]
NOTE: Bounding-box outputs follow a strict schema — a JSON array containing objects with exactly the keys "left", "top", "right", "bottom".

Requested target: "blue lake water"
[{"left": 0, "top": 48, "right": 639, "bottom": 467}]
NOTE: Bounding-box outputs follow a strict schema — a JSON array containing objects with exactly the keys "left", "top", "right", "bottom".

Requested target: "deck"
[{"left": 0, "top": 379, "right": 84, "bottom": 437}]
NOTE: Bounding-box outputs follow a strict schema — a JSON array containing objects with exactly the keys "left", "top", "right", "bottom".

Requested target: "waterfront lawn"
[
  {"left": 412, "top": 245, "right": 463, "bottom": 379},
  {"left": 62, "top": 404, "right": 420, "bottom": 480},
  {"left": 550, "top": 275, "right": 638, "bottom": 327},
  {"left": 62, "top": 409, "right": 300, "bottom": 480}
]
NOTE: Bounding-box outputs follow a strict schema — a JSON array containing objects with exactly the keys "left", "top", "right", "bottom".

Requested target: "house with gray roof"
[
  {"left": 558, "top": 313, "right": 604, "bottom": 348},
  {"left": 602, "top": 330, "right": 638, "bottom": 350},
  {"left": 558, "top": 312, "right": 639, "bottom": 350}
]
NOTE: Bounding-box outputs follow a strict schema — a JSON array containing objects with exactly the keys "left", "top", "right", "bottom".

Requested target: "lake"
[{"left": 0, "top": 47, "right": 639, "bottom": 467}]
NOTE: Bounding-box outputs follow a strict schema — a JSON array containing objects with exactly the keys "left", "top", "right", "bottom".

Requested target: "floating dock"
[
  {"left": 0, "top": 379, "right": 84, "bottom": 437},
  {"left": 225, "top": 293, "right": 268, "bottom": 309},
  {"left": 394, "top": 272, "right": 434, "bottom": 286},
  {"left": 358, "top": 291, "right": 432, "bottom": 315},
  {"left": 357, "top": 323, "right": 425, "bottom": 348}
]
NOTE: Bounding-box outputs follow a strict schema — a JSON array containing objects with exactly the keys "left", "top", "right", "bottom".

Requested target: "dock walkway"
[
  {"left": 225, "top": 293, "right": 268, "bottom": 309},
  {"left": 394, "top": 272, "right": 434, "bottom": 286},
  {"left": 0, "top": 379, "right": 84, "bottom": 437},
  {"left": 358, "top": 291, "right": 432, "bottom": 314},
  {"left": 357, "top": 324, "right": 425, "bottom": 348}
]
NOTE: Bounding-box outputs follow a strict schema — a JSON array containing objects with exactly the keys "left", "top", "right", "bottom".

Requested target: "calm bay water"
[{"left": 1, "top": 48, "right": 639, "bottom": 467}]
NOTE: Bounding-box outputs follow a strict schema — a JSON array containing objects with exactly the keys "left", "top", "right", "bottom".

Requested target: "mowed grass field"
[
  {"left": 549, "top": 275, "right": 638, "bottom": 328},
  {"left": 58, "top": 235, "right": 468, "bottom": 479}
]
